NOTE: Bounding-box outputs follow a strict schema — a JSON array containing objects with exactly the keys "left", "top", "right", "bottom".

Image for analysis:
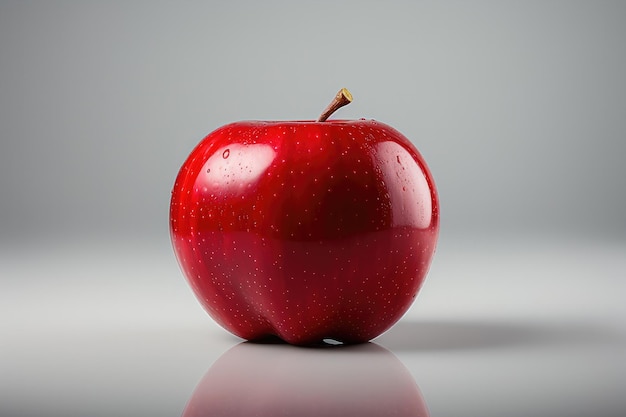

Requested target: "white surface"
[{"left": 1, "top": 234, "right": 625, "bottom": 416}]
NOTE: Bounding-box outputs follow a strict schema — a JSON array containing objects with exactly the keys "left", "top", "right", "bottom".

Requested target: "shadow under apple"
[
  {"left": 181, "top": 341, "right": 429, "bottom": 417},
  {"left": 376, "top": 319, "right": 623, "bottom": 351}
]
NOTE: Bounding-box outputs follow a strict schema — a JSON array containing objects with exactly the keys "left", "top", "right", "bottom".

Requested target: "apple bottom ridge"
[{"left": 172, "top": 226, "right": 437, "bottom": 346}]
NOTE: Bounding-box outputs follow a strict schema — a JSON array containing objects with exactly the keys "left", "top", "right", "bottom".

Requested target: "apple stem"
[{"left": 317, "top": 88, "right": 353, "bottom": 122}]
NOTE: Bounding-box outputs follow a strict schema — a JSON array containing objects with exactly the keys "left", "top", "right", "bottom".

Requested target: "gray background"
[
  {"left": 2, "top": 2, "right": 626, "bottom": 417},
  {"left": 1, "top": 0, "right": 625, "bottom": 242}
]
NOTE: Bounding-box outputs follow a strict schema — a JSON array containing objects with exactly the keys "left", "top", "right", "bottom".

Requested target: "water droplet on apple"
[{"left": 223, "top": 149, "right": 230, "bottom": 159}]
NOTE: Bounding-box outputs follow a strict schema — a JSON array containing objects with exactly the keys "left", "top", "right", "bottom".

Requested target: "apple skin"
[
  {"left": 181, "top": 342, "right": 429, "bottom": 417},
  {"left": 170, "top": 119, "right": 439, "bottom": 345}
]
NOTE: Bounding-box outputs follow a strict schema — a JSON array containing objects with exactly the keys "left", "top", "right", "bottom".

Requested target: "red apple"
[
  {"left": 181, "top": 342, "right": 429, "bottom": 417},
  {"left": 170, "top": 89, "right": 439, "bottom": 345}
]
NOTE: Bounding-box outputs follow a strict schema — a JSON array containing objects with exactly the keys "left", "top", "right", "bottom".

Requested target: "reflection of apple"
[
  {"left": 170, "top": 89, "right": 439, "bottom": 344},
  {"left": 181, "top": 342, "right": 429, "bottom": 417}
]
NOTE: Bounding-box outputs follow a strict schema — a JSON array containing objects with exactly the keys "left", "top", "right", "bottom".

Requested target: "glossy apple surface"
[
  {"left": 170, "top": 119, "right": 439, "bottom": 345},
  {"left": 182, "top": 342, "right": 429, "bottom": 417}
]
